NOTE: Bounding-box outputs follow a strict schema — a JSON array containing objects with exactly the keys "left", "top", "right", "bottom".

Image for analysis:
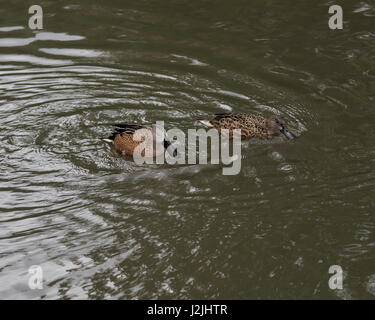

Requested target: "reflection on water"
[
  {"left": 0, "top": 32, "right": 84, "bottom": 48},
  {"left": 0, "top": 0, "right": 374, "bottom": 299}
]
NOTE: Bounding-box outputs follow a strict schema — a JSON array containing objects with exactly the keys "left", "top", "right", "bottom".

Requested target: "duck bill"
[{"left": 281, "top": 126, "right": 296, "bottom": 140}]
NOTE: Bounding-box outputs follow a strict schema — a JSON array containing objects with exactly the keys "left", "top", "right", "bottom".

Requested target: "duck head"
[
  {"left": 151, "top": 124, "right": 178, "bottom": 157},
  {"left": 266, "top": 115, "right": 296, "bottom": 140}
]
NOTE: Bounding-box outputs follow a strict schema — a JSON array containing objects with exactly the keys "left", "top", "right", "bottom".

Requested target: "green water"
[{"left": 0, "top": 0, "right": 374, "bottom": 299}]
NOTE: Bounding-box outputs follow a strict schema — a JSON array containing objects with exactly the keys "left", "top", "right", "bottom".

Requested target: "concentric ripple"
[{"left": 1, "top": 0, "right": 374, "bottom": 300}]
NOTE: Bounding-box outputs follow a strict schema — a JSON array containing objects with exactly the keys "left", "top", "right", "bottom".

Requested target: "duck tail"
[
  {"left": 102, "top": 125, "right": 122, "bottom": 143},
  {"left": 102, "top": 138, "right": 114, "bottom": 143},
  {"left": 197, "top": 120, "right": 213, "bottom": 127}
]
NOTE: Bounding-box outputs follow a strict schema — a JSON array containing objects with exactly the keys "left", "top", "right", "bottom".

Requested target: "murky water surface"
[{"left": 0, "top": 0, "right": 374, "bottom": 299}]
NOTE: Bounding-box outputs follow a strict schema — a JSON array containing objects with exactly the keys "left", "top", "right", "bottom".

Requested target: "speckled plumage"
[
  {"left": 203, "top": 113, "right": 269, "bottom": 139},
  {"left": 200, "top": 113, "right": 296, "bottom": 140}
]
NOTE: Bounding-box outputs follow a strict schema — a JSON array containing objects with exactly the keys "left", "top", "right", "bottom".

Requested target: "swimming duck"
[
  {"left": 104, "top": 123, "right": 178, "bottom": 157},
  {"left": 199, "top": 113, "right": 296, "bottom": 140}
]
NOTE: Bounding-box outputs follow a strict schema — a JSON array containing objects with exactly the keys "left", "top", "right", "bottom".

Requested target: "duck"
[
  {"left": 104, "top": 123, "right": 178, "bottom": 157},
  {"left": 198, "top": 113, "right": 296, "bottom": 140}
]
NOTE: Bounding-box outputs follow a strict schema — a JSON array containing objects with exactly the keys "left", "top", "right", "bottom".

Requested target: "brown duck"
[
  {"left": 104, "top": 124, "right": 178, "bottom": 157},
  {"left": 199, "top": 113, "right": 296, "bottom": 140}
]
